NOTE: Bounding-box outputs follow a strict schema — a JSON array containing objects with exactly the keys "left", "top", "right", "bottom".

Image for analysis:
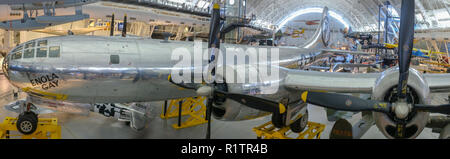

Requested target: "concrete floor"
[{"left": 0, "top": 74, "right": 444, "bottom": 139}]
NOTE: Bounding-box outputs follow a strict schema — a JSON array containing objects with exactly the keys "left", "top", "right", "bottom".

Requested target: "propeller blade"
[
  {"left": 168, "top": 75, "right": 198, "bottom": 90},
  {"left": 414, "top": 104, "right": 450, "bottom": 115},
  {"left": 110, "top": 13, "right": 114, "bottom": 36},
  {"left": 122, "top": 14, "right": 127, "bottom": 37},
  {"left": 395, "top": 122, "right": 407, "bottom": 138},
  {"left": 301, "top": 91, "right": 392, "bottom": 113},
  {"left": 396, "top": 0, "right": 415, "bottom": 99},
  {"left": 204, "top": 2, "right": 222, "bottom": 139},
  {"left": 214, "top": 90, "right": 286, "bottom": 114},
  {"left": 394, "top": 0, "right": 416, "bottom": 138},
  {"left": 205, "top": 98, "right": 213, "bottom": 139}
]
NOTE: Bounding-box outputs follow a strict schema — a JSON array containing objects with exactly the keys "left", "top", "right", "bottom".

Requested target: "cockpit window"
[
  {"left": 38, "top": 40, "right": 47, "bottom": 47},
  {"left": 12, "top": 45, "right": 23, "bottom": 53},
  {"left": 11, "top": 44, "right": 24, "bottom": 60},
  {"left": 49, "top": 46, "right": 60, "bottom": 58},
  {"left": 13, "top": 51, "right": 22, "bottom": 60},
  {"left": 25, "top": 41, "right": 35, "bottom": 49},
  {"left": 36, "top": 47, "right": 47, "bottom": 58},
  {"left": 24, "top": 48, "right": 35, "bottom": 58}
]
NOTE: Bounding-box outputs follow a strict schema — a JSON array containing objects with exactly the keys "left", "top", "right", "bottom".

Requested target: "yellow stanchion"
[
  {"left": 161, "top": 97, "right": 208, "bottom": 129},
  {"left": 0, "top": 117, "right": 61, "bottom": 139},
  {"left": 253, "top": 121, "right": 325, "bottom": 139}
]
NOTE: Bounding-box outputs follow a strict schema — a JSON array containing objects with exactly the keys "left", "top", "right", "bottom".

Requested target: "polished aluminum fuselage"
[{"left": 3, "top": 36, "right": 319, "bottom": 104}]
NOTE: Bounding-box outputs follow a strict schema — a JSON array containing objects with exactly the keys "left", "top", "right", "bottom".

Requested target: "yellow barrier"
[
  {"left": 0, "top": 117, "right": 61, "bottom": 139},
  {"left": 253, "top": 120, "right": 325, "bottom": 139},
  {"left": 385, "top": 43, "right": 447, "bottom": 56},
  {"left": 161, "top": 97, "right": 208, "bottom": 129}
]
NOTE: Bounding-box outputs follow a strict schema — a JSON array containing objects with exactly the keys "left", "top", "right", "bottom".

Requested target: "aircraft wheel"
[
  {"left": 16, "top": 112, "right": 38, "bottom": 135},
  {"left": 290, "top": 110, "right": 309, "bottom": 133},
  {"left": 19, "top": 112, "right": 38, "bottom": 122},
  {"left": 272, "top": 113, "right": 286, "bottom": 128}
]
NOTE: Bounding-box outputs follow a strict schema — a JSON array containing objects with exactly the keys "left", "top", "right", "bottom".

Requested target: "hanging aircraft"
[
  {"left": 275, "top": 26, "right": 306, "bottom": 39},
  {"left": 32, "top": 26, "right": 107, "bottom": 36},
  {"left": 293, "top": 20, "right": 320, "bottom": 26},
  {"left": 0, "top": 0, "right": 98, "bottom": 31},
  {"left": 2, "top": 2, "right": 449, "bottom": 139}
]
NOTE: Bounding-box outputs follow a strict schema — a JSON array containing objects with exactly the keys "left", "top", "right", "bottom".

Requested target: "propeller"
[
  {"left": 204, "top": 2, "right": 222, "bottom": 139},
  {"left": 415, "top": 104, "right": 450, "bottom": 115},
  {"left": 393, "top": 0, "right": 416, "bottom": 138},
  {"left": 300, "top": 0, "right": 450, "bottom": 138},
  {"left": 197, "top": 88, "right": 286, "bottom": 114},
  {"left": 168, "top": 2, "right": 287, "bottom": 138},
  {"left": 200, "top": 2, "right": 287, "bottom": 139},
  {"left": 110, "top": 13, "right": 114, "bottom": 36},
  {"left": 396, "top": 0, "right": 415, "bottom": 100},
  {"left": 122, "top": 14, "right": 127, "bottom": 37}
]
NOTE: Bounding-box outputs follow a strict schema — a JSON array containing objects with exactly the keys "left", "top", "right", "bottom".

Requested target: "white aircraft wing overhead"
[
  {"left": 32, "top": 27, "right": 106, "bottom": 36},
  {"left": 284, "top": 70, "right": 381, "bottom": 93},
  {"left": 0, "top": 0, "right": 58, "bottom": 4},
  {"left": 423, "top": 74, "right": 450, "bottom": 93}
]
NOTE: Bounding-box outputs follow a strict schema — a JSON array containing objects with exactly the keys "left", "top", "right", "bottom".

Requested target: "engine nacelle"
[
  {"left": 372, "top": 67, "right": 430, "bottom": 139},
  {"left": 211, "top": 65, "right": 289, "bottom": 121}
]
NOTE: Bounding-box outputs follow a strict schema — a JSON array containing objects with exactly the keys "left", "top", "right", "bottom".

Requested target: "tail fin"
[{"left": 299, "top": 7, "right": 330, "bottom": 49}]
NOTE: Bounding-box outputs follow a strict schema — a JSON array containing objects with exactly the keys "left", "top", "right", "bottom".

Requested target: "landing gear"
[
  {"left": 271, "top": 112, "right": 286, "bottom": 128},
  {"left": 290, "top": 110, "right": 309, "bottom": 133},
  {"left": 16, "top": 103, "right": 38, "bottom": 135},
  {"left": 16, "top": 112, "right": 38, "bottom": 135}
]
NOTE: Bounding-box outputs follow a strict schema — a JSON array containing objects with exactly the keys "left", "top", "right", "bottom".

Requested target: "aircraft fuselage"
[{"left": 2, "top": 36, "right": 318, "bottom": 104}]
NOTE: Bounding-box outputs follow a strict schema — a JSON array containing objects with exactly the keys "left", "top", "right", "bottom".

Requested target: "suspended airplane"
[
  {"left": 0, "top": 0, "right": 98, "bottom": 31},
  {"left": 293, "top": 20, "right": 320, "bottom": 26},
  {"left": 31, "top": 26, "right": 106, "bottom": 36},
  {"left": 275, "top": 26, "right": 306, "bottom": 39}
]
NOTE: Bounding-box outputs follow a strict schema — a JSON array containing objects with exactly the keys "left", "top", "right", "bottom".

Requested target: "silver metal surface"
[
  {"left": 2, "top": 36, "right": 321, "bottom": 104},
  {"left": 20, "top": 121, "right": 32, "bottom": 132},
  {"left": 284, "top": 70, "right": 381, "bottom": 93},
  {"left": 372, "top": 67, "right": 430, "bottom": 139},
  {"left": 0, "top": 75, "right": 443, "bottom": 139},
  {"left": 424, "top": 73, "right": 450, "bottom": 93},
  {"left": 298, "top": 7, "right": 330, "bottom": 49}
]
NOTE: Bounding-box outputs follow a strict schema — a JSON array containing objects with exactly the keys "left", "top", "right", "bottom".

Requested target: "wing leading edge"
[
  {"left": 284, "top": 70, "right": 450, "bottom": 94},
  {"left": 283, "top": 70, "right": 381, "bottom": 93},
  {"left": 424, "top": 74, "right": 450, "bottom": 93}
]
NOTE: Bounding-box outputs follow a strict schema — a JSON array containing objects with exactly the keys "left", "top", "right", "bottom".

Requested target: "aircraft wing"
[
  {"left": 32, "top": 27, "right": 106, "bottom": 36},
  {"left": 0, "top": 0, "right": 58, "bottom": 4},
  {"left": 284, "top": 70, "right": 381, "bottom": 93},
  {"left": 321, "top": 49, "right": 376, "bottom": 55},
  {"left": 423, "top": 74, "right": 450, "bottom": 93},
  {"left": 284, "top": 70, "right": 450, "bottom": 94}
]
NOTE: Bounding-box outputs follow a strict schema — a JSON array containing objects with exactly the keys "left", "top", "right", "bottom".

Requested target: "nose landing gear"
[{"left": 16, "top": 103, "right": 38, "bottom": 135}]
